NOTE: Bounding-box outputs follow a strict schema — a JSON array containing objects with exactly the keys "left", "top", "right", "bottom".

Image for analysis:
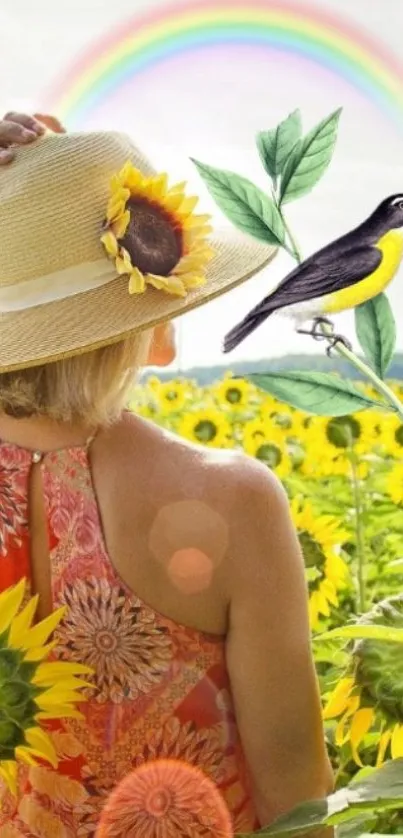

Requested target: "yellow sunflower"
[
  {"left": 323, "top": 595, "right": 403, "bottom": 765},
  {"left": 290, "top": 499, "right": 349, "bottom": 630},
  {"left": 386, "top": 462, "right": 403, "bottom": 506},
  {"left": 101, "top": 162, "right": 215, "bottom": 297},
  {"left": 178, "top": 408, "right": 232, "bottom": 448},
  {"left": 381, "top": 415, "right": 403, "bottom": 458},
  {"left": 154, "top": 379, "right": 189, "bottom": 414},
  {"left": 215, "top": 375, "right": 252, "bottom": 411},
  {"left": 303, "top": 413, "right": 377, "bottom": 478},
  {"left": 0, "top": 579, "right": 92, "bottom": 794},
  {"left": 243, "top": 420, "right": 291, "bottom": 478}
]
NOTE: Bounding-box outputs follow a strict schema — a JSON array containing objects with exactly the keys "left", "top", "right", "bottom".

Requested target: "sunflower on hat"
[{"left": 101, "top": 162, "right": 215, "bottom": 298}]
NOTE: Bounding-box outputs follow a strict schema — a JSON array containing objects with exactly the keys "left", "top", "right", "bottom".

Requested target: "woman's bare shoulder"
[{"left": 100, "top": 410, "right": 284, "bottom": 515}]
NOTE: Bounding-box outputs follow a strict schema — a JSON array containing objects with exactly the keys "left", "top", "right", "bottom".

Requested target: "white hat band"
[{"left": 0, "top": 261, "right": 116, "bottom": 313}]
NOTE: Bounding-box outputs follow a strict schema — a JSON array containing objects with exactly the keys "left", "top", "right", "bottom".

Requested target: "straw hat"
[{"left": 0, "top": 130, "right": 276, "bottom": 372}]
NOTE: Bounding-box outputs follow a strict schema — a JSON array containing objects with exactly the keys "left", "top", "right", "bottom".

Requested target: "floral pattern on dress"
[
  {"left": 56, "top": 577, "right": 173, "bottom": 703},
  {"left": 0, "top": 441, "right": 259, "bottom": 836}
]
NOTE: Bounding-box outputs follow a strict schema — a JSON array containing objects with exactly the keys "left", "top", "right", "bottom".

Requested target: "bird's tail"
[{"left": 223, "top": 301, "right": 277, "bottom": 353}]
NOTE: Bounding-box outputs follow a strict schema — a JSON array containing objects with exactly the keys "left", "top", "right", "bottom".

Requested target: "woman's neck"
[{"left": 0, "top": 413, "right": 97, "bottom": 452}]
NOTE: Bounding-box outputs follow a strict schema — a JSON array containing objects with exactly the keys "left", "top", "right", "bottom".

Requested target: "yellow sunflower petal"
[
  {"left": 335, "top": 712, "right": 352, "bottom": 747},
  {"left": 149, "top": 173, "right": 168, "bottom": 198},
  {"left": 165, "top": 193, "right": 186, "bottom": 213},
  {"left": 391, "top": 724, "right": 403, "bottom": 758},
  {"left": 181, "top": 273, "right": 206, "bottom": 290},
  {"left": 0, "top": 578, "right": 26, "bottom": 635},
  {"left": 18, "top": 606, "right": 66, "bottom": 650},
  {"left": 14, "top": 747, "right": 39, "bottom": 767},
  {"left": 147, "top": 274, "right": 187, "bottom": 297},
  {"left": 178, "top": 196, "right": 199, "bottom": 216},
  {"left": 0, "top": 760, "right": 17, "bottom": 795},
  {"left": 116, "top": 250, "right": 133, "bottom": 276},
  {"left": 184, "top": 213, "right": 211, "bottom": 228},
  {"left": 33, "top": 662, "right": 93, "bottom": 684},
  {"left": 111, "top": 209, "right": 130, "bottom": 240},
  {"left": 24, "top": 728, "right": 58, "bottom": 768},
  {"left": 323, "top": 677, "right": 355, "bottom": 720},
  {"left": 24, "top": 641, "right": 58, "bottom": 662},
  {"left": 8, "top": 594, "right": 39, "bottom": 649},
  {"left": 168, "top": 181, "right": 187, "bottom": 194},
  {"left": 350, "top": 707, "right": 375, "bottom": 766},
  {"left": 128, "top": 268, "right": 146, "bottom": 295},
  {"left": 37, "top": 708, "right": 85, "bottom": 721},
  {"left": 106, "top": 199, "right": 126, "bottom": 223},
  {"left": 36, "top": 687, "right": 86, "bottom": 710},
  {"left": 101, "top": 231, "right": 119, "bottom": 258},
  {"left": 377, "top": 729, "right": 392, "bottom": 766}
]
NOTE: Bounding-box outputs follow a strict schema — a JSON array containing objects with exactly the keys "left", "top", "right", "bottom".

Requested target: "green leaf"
[
  {"left": 247, "top": 370, "right": 383, "bottom": 416},
  {"left": 191, "top": 159, "right": 286, "bottom": 246},
  {"left": 256, "top": 110, "right": 302, "bottom": 183},
  {"left": 280, "top": 108, "right": 342, "bottom": 204},
  {"left": 318, "top": 624, "right": 403, "bottom": 643},
  {"left": 355, "top": 293, "right": 397, "bottom": 379},
  {"left": 243, "top": 760, "right": 403, "bottom": 837}
]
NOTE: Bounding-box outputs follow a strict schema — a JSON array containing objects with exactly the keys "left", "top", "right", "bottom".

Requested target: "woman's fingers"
[
  {"left": 0, "top": 148, "right": 16, "bottom": 165},
  {"left": 3, "top": 112, "right": 45, "bottom": 136},
  {"left": 33, "top": 113, "right": 66, "bottom": 134}
]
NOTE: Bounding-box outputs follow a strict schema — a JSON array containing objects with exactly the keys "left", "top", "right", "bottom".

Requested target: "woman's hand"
[{"left": 0, "top": 112, "right": 65, "bottom": 165}]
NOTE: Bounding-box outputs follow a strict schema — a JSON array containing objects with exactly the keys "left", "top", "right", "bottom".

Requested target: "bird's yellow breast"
[{"left": 324, "top": 229, "right": 403, "bottom": 314}]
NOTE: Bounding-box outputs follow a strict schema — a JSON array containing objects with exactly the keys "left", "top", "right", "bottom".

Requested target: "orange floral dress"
[{"left": 0, "top": 439, "right": 259, "bottom": 837}]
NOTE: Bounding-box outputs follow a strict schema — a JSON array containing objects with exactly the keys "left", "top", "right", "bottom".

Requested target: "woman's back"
[{"left": 0, "top": 412, "right": 259, "bottom": 835}]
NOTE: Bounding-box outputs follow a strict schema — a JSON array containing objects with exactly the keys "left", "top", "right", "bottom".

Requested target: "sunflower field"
[{"left": 130, "top": 370, "right": 403, "bottom": 835}]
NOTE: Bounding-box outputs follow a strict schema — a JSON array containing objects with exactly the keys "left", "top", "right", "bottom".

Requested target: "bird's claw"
[
  {"left": 325, "top": 334, "right": 353, "bottom": 357},
  {"left": 297, "top": 317, "right": 352, "bottom": 356}
]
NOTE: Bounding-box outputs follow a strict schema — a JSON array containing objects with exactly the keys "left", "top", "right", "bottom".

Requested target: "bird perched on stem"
[{"left": 224, "top": 195, "right": 403, "bottom": 353}]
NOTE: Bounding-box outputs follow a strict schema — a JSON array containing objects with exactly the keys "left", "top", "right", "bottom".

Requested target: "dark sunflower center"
[
  {"left": 165, "top": 390, "right": 179, "bottom": 402},
  {"left": 326, "top": 416, "right": 360, "bottom": 449},
  {"left": 195, "top": 420, "right": 217, "bottom": 442},
  {"left": 226, "top": 387, "right": 242, "bottom": 404},
  {"left": 256, "top": 444, "right": 282, "bottom": 467},
  {"left": 121, "top": 198, "right": 182, "bottom": 276},
  {"left": 299, "top": 530, "right": 325, "bottom": 568},
  {"left": 395, "top": 425, "right": 403, "bottom": 447}
]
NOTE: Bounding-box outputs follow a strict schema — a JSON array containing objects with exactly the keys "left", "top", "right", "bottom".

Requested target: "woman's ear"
[{"left": 146, "top": 322, "right": 177, "bottom": 367}]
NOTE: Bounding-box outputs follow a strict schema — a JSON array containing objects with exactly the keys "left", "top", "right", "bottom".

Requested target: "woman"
[{"left": 0, "top": 112, "right": 332, "bottom": 835}]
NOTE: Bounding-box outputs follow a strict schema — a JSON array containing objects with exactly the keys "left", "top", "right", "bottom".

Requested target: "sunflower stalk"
[{"left": 348, "top": 445, "right": 367, "bottom": 614}]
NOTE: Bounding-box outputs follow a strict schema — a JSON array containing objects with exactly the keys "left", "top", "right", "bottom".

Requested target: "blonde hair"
[{"left": 0, "top": 331, "right": 152, "bottom": 427}]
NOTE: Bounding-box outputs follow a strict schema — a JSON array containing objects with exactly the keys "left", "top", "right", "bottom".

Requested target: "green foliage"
[
  {"left": 190, "top": 160, "right": 287, "bottom": 248},
  {"left": 355, "top": 295, "right": 397, "bottom": 380},
  {"left": 248, "top": 371, "right": 384, "bottom": 416},
  {"left": 256, "top": 109, "right": 302, "bottom": 187},
  {"left": 240, "top": 761, "right": 403, "bottom": 837},
  {"left": 279, "top": 109, "right": 342, "bottom": 204}
]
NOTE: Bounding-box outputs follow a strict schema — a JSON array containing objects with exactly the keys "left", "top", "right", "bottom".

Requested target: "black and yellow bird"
[{"left": 224, "top": 194, "right": 403, "bottom": 353}]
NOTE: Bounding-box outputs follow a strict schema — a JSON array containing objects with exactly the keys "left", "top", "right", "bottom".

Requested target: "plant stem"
[
  {"left": 278, "top": 205, "right": 303, "bottom": 263},
  {"left": 349, "top": 448, "right": 367, "bottom": 613},
  {"left": 317, "top": 321, "right": 403, "bottom": 421}
]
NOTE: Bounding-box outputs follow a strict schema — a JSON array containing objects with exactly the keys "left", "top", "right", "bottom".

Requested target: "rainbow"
[{"left": 48, "top": 0, "right": 403, "bottom": 131}]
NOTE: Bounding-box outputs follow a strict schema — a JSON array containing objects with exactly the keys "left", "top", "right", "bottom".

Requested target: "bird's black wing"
[{"left": 224, "top": 245, "right": 382, "bottom": 353}]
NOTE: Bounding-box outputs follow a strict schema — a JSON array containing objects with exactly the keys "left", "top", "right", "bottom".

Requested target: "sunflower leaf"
[
  {"left": 247, "top": 371, "right": 384, "bottom": 416},
  {"left": 256, "top": 110, "right": 302, "bottom": 185},
  {"left": 248, "top": 760, "right": 403, "bottom": 836},
  {"left": 318, "top": 625, "right": 403, "bottom": 643},
  {"left": 279, "top": 108, "right": 342, "bottom": 205},
  {"left": 355, "top": 293, "right": 397, "bottom": 380},
  {"left": 191, "top": 159, "right": 286, "bottom": 247}
]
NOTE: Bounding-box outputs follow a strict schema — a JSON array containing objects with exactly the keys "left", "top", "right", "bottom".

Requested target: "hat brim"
[{"left": 0, "top": 230, "right": 276, "bottom": 372}]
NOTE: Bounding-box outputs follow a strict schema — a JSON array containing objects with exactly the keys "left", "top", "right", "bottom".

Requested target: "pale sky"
[{"left": 1, "top": 0, "right": 403, "bottom": 369}]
